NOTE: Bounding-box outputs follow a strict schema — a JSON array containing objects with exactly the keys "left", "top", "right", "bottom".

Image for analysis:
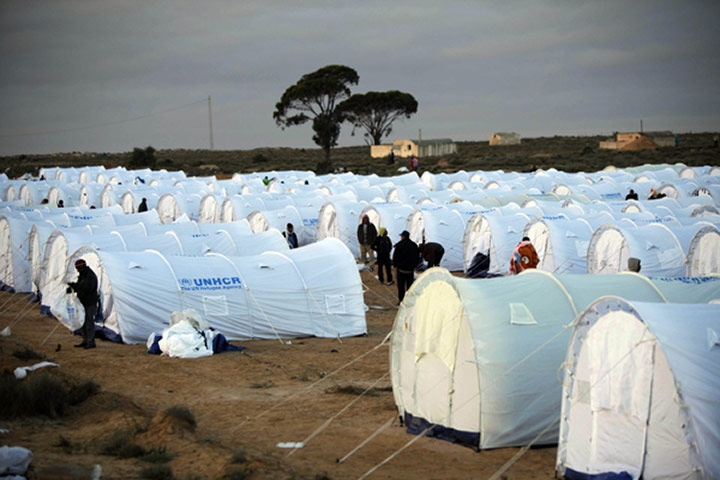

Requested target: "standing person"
[
  {"left": 625, "top": 189, "right": 638, "bottom": 201},
  {"left": 57, "top": 199, "right": 64, "bottom": 208},
  {"left": 509, "top": 236, "right": 540, "bottom": 275},
  {"left": 263, "top": 176, "right": 270, "bottom": 186},
  {"left": 409, "top": 156, "right": 419, "bottom": 172},
  {"left": 137, "top": 197, "right": 148, "bottom": 213},
  {"left": 419, "top": 242, "right": 445, "bottom": 268},
  {"left": 372, "top": 227, "right": 393, "bottom": 285},
  {"left": 283, "top": 223, "right": 298, "bottom": 249},
  {"left": 392, "top": 230, "right": 419, "bottom": 303},
  {"left": 66, "top": 259, "right": 99, "bottom": 349},
  {"left": 648, "top": 188, "right": 666, "bottom": 200},
  {"left": 357, "top": 215, "right": 378, "bottom": 267},
  {"left": 389, "top": 150, "right": 395, "bottom": 165}
]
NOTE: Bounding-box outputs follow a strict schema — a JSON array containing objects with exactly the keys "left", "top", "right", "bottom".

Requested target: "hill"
[{"left": 2, "top": 133, "right": 719, "bottom": 179}]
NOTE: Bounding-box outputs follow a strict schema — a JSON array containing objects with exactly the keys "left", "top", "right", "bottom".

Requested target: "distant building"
[
  {"left": 370, "top": 138, "right": 457, "bottom": 158},
  {"left": 644, "top": 131, "right": 676, "bottom": 147},
  {"left": 489, "top": 132, "right": 521, "bottom": 146},
  {"left": 599, "top": 131, "right": 674, "bottom": 150}
]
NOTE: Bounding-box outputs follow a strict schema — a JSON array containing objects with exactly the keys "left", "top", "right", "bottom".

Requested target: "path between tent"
[{"left": 0, "top": 273, "right": 555, "bottom": 479}]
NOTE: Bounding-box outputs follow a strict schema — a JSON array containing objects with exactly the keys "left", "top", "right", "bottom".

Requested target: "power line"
[{"left": 0, "top": 98, "right": 208, "bottom": 138}]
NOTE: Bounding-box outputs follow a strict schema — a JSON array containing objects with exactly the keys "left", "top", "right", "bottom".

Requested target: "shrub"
[
  {"left": 12, "top": 347, "right": 47, "bottom": 361},
  {"left": 101, "top": 429, "right": 145, "bottom": 458},
  {"left": 68, "top": 380, "right": 100, "bottom": 405},
  {"left": 315, "top": 159, "right": 332, "bottom": 174},
  {"left": 54, "top": 435, "right": 81, "bottom": 454},
  {"left": 129, "top": 146, "right": 157, "bottom": 168},
  {"left": 163, "top": 405, "right": 196, "bottom": 428},
  {"left": 141, "top": 448, "right": 175, "bottom": 464},
  {"left": 140, "top": 465, "right": 173, "bottom": 480},
  {"left": 223, "top": 467, "right": 253, "bottom": 480},
  {"left": 229, "top": 449, "right": 247, "bottom": 464},
  {"left": 0, "top": 373, "right": 67, "bottom": 419},
  {"left": 252, "top": 153, "right": 269, "bottom": 163}
]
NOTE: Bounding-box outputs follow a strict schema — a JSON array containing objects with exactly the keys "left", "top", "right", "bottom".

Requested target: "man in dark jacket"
[
  {"left": 372, "top": 227, "right": 393, "bottom": 285},
  {"left": 137, "top": 197, "right": 148, "bottom": 212},
  {"left": 392, "top": 230, "right": 420, "bottom": 303},
  {"left": 357, "top": 215, "right": 378, "bottom": 266},
  {"left": 419, "top": 242, "right": 445, "bottom": 268},
  {"left": 283, "top": 223, "right": 299, "bottom": 249},
  {"left": 67, "top": 259, "right": 99, "bottom": 349},
  {"left": 625, "top": 189, "right": 638, "bottom": 201}
]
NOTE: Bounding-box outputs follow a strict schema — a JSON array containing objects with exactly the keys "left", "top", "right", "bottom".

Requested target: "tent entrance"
[
  {"left": 566, "top": 312, "right": 655, "bottom": 477},
  {"left": 527, "top": 220, "right": 555, "bottom": 272},
  {"left": 590, "top": 227, "right": 628, "bottom": 274}
]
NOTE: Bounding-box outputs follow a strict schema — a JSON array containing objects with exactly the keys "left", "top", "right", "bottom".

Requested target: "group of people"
[
  {"left": 356, "top": 215, "right": 445, "bottom": 303},
  {"left": 357, "top": 216, "right": 549, "bottom": 303},
  {"left": 626, "top": 188, "right": 667, "bottom": 201}
]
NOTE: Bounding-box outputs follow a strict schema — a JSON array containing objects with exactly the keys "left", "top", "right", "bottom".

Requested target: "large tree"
[
  {"left": 273, "top": 65, "right": 359, "bottom": 165},
  {"left": 338, "top": 90, "right": 418, "bottom": 146}
]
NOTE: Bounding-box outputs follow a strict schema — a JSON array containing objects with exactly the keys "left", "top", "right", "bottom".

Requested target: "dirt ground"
[{"left": 0, "top": 271, "right": 556, "bottom": 480}]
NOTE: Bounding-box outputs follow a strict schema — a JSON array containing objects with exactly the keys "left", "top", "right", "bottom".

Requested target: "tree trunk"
[{"left": 372, "top": 131, "right": 383, "bottom": 145}]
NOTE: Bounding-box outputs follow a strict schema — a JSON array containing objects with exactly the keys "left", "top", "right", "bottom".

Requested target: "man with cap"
[
  {"left": 372, "top": 227, "right": 393, "bottom": 285},
  {"left": 392, "top": 230, "right": 420, "bottom": 303},
  {"left": 66, "top": 259, "right": 99, "bottom": 349}
]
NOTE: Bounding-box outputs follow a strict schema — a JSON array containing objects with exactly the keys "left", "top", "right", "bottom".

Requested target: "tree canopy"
[
  {"left": 338, "top": 90, "right": 418, "bottom": 146},
  {"left": 273, "top": 65, "right": 359, "bottom": 164}
]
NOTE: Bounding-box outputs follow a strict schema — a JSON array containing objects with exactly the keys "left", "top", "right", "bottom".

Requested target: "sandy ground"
[{"left": 0, "top": 272, "right": 556, "bottom": 480}]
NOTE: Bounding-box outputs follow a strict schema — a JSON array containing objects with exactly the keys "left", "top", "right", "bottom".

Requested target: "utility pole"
[
  {"left": 640, "top": 119, "right": 643, "bottom": 134},
  {"left": 208, "top": 95, "right": 214, "bottom": 150}
]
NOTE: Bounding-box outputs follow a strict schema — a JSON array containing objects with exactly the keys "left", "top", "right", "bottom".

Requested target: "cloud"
[{"left": 0, "top": 0, "right": 718, "bottom": 155}]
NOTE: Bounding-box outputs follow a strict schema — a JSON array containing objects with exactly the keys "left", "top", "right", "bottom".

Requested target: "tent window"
[
  {"left": 509, "top": 303, "right": 536, "bottom": 325},
  {"left": 575, "top": 379, "right": 591, "bottom": 404},
  {"left": 203, "top": 295, "right": 228, "bottom": 316},
  {"left": 325, "top": 295, "right": 346, "bottom": 314}
]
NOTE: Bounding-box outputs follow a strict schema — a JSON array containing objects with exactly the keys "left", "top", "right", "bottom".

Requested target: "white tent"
[
  {"left": 246, "top": 206, "right": 308, "bottom": 244},
  {"left": 316, "top": 201, "right": 367, "bottom": 257},
  {"left": 587, "top": 223, "right": 686, "bottom": 276},
  {"left": 405, "top": 205, "right": 466, "bottom": 271},
  {"left": 0, "top": 215, "right": 36, "bottom": 292},
  {"left": 359, "top": 203, "right": 413, "bottom": 239},
  {"left": 220, "top": 195, "right": 268, "bottom": 223},
  {"left": 461, "top": 212, "right": 531, "bottom": 273},
  {"left": 557, "top": 298, "right": 720, "bottom": 479},
  {"left": 523, "top": 216, "right": 594, "bottom": 274},
  {"left": 53, "top": 238, "right": 365, "bottom": 344},
  {"left": 672, "top": 223, "right": 720, "bottom": 276},
  {"left": 390, "top": 269, "right": 720, "bottom": 450}
]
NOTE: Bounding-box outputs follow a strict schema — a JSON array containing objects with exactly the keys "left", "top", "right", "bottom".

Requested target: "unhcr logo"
[{"left": 179, "top": 276, "right": 242, "bottom": 291}]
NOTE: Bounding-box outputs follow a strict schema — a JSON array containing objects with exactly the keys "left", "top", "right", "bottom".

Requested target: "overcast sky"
[{"left": 1, "top": 0, "right": 718, "bottom": 155}]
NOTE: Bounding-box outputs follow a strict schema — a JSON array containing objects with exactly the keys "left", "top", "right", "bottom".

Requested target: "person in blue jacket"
[{"left": 283, "top": 223, "right": 298, "bottom": 249}]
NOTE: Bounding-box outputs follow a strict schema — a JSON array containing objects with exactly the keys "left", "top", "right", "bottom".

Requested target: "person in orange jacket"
[{"left": 509, "top": 237, "right": 540, "bottom": 275}]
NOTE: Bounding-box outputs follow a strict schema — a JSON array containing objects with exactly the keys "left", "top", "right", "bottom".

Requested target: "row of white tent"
[
  {"left": 0, "top": 200, "right": 367, "bottom": 343},
  {"left": 4, "top": 196, "right": 719, "bottom": 281},
  {"left": 6, "top": 163, "right": 720, "bottom": 218},
  {"left": 2, "top": 164, "right": 720, "bottom": 298},
  {"left": 391, "top": 268, "right": 720, "bottom": 478}
]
